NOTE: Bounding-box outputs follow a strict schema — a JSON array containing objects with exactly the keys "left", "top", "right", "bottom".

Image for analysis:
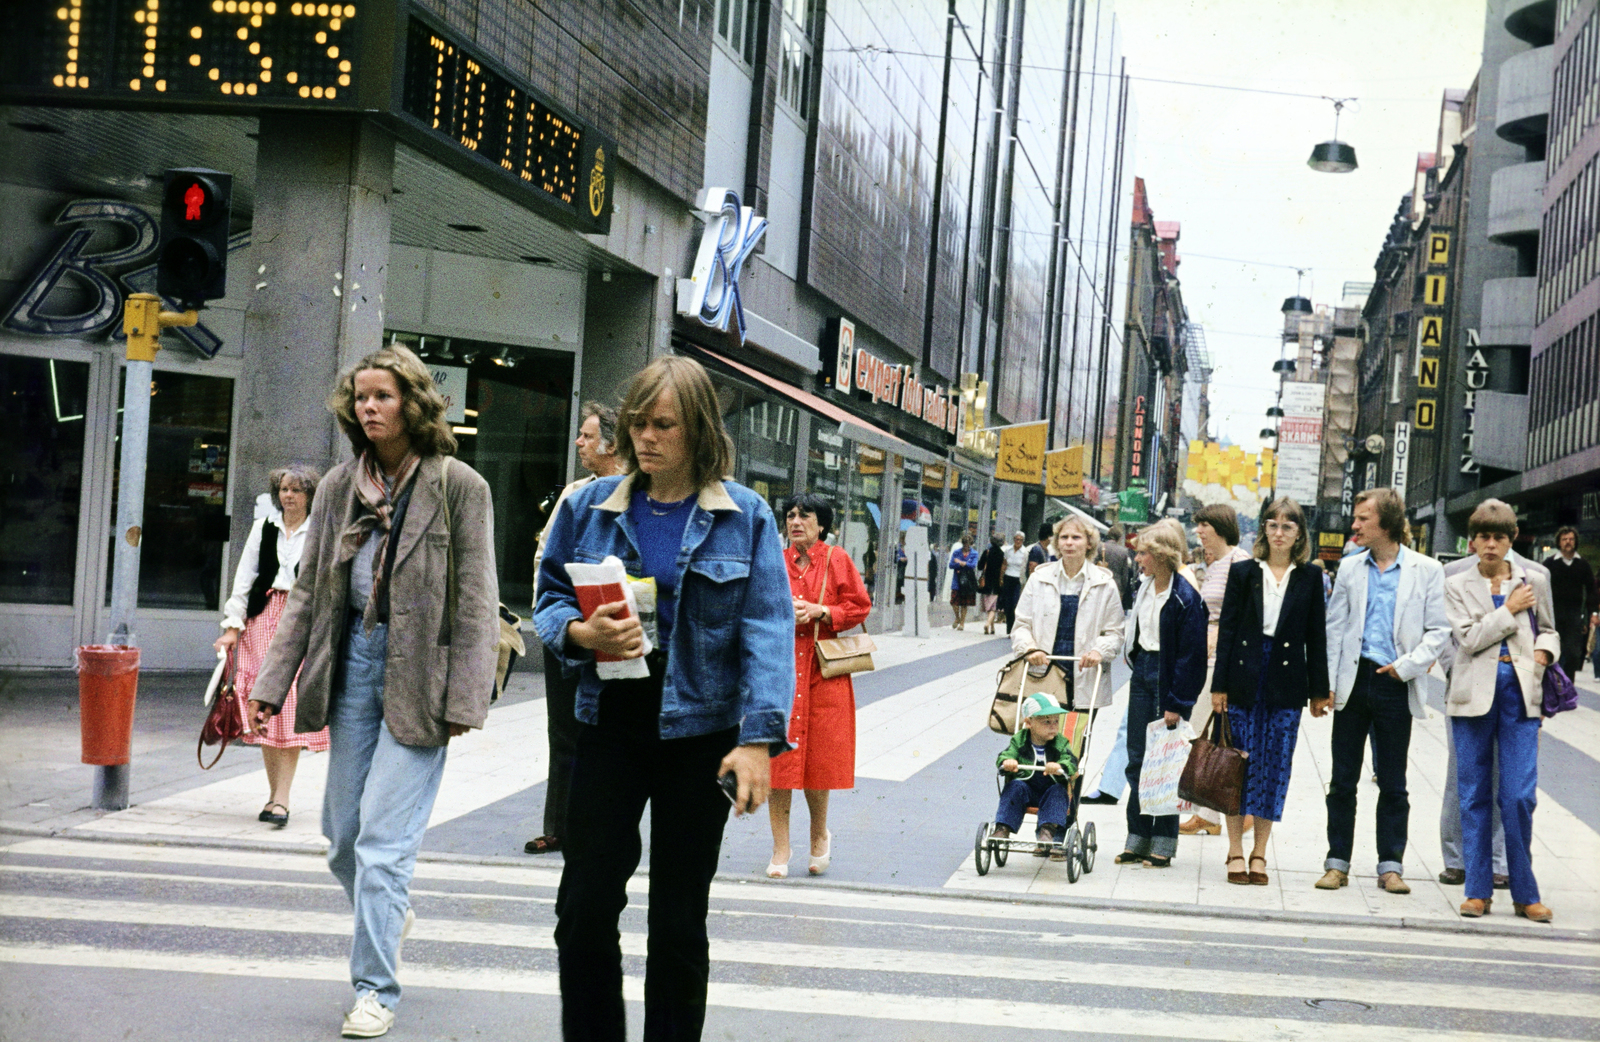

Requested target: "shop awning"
[
  {"left": 688, "top": 345, "right": 942, "bottom": 466},
  {"left": 1050, "top": 498, "right": 1109, "bottom": 534}
]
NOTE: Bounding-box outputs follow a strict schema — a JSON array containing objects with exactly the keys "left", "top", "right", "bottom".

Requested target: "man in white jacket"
[{"left": 1317, "top": 489, "right": 1451, "bottom": 895}]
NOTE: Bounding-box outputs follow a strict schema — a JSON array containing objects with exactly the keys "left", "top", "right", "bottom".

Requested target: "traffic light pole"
[{"left": 97, "top": 293, "right": 195, "bottom": 810}]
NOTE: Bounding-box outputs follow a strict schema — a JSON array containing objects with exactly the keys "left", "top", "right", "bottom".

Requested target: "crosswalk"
[{"left": 2, "top": 835, "right": 1596, "bottom": 1041}]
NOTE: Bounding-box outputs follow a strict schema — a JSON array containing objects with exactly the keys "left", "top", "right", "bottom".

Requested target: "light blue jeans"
[
  {"left": 1090, "top": 701, "right": 1130, "bottom": 799},
  {"left": 324, "top": 618, "right": 449, "bottom": 1009}
]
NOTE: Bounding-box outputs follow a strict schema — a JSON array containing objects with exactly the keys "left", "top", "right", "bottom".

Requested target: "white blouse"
[
  {"left": 1003, "top": 545, "right": 1030, "bottom": 578},
  {"left": 221, "top": 513, "right": 308, "bottom": 631},
  {"left": 1261, "top": 564, "right": 1292, "bottom": 637},
  {"left": 1137, "top": 578, "right": 1171, "bottom": 651}
]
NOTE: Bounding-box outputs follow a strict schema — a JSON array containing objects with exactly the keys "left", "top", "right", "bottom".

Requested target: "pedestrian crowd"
[{"left": 211, "top": 346, "right": 1579, "bottom": 1042}]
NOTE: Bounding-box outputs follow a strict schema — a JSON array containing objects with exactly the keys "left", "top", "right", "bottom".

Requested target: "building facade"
[{"left": 0, "top": 0, "right": 1139, "bottom": 666}]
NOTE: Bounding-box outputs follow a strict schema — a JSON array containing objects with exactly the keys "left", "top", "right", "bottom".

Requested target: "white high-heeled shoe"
[
  {"left": 765, "top": 856, "right": 789, "bottom": 878},
  {"left": 809, "top": 831, "right": 833, "bottom": 876}
]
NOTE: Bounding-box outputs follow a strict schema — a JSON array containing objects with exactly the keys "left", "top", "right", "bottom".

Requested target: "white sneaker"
[
  {"left": 397, "top": 906, "right": 415, "bottom": 974},
  {"left": 341, "top": 990, "right": 395, "bottom": 1039}
]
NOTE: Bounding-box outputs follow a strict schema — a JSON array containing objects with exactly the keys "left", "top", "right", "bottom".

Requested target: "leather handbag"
[
  {"left": 198, "top": 646, "right": 245, "bottom": 770},
  {"left": 812, "top": 545, "right": 877, "bottom": 679},
  {"left": 989, "top": 655, "right": 1070, "bottom": 733},
  {"left": 1178, "top": 711, "right": 1249, "bottom": 815},
  {"left": 1529, "top": 610, "right": 1578, "bottom": 716}
]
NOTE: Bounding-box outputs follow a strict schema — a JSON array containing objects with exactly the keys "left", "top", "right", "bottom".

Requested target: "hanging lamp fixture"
[{"left": 1308, "top": 99, "right": 1358, "bottom": 173}]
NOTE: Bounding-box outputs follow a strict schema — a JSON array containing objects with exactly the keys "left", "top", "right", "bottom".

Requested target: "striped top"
[{"left": 1201, "top": 545, "right": 1252, "bottom": 660}]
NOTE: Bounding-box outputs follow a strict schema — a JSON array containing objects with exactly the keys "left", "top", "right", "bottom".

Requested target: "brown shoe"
[
  {"left": 1515, "top": 902, "right": 1554, "bottom": 923},
  {"left": 1314, "top": 868, "right": 1348, "bottom": 890},
  {"left": 1247, "top": 855, "right": 1269, "bottom": 886},
  {"left": 1226, "top": 855, "right": 1250, "bottom": 885},
  {"left": 992, "top": 824, "right": 1012, "bottom": 840},
  {"left": 1378, "top": 871, "right": 1411, "bottom": 894},
  {"left": 1459, "top": 897, "right": 1492, "bottom": 917},
  {"left": 1179, "top": 815, "right": 1220, "bottom": 836},
  {"left": 1437, "top": 867, "right": 1465, "bottom": 885}
]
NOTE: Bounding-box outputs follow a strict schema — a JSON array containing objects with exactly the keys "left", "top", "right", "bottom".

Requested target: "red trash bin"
[{"left": 76, "top": 645, "right": 141, "bottom": 766}]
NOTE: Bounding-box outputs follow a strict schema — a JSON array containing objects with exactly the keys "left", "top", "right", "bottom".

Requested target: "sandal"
[
  {"left": 1248, "top": 855, "right": 1269, "bottom": 886},
  {"left": 523, "top": 835, "right": 561, "bottom": 854},
  {"left": 1226, "top": 855, "right": 1249, "bottom": 885},
  {"left": 1143, "top": 855, "right": 1172, "bottom": 868},
  {"left": 1114, "top": 851, "right": 1144, "bottom": 865},
  {"left": 259, "top": 802, "right": 288, "bottom": 828}
]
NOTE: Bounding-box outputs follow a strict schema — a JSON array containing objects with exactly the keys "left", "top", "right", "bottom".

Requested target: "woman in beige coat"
[
  {"left": 250, "top": 344, "right": 499, "bottom": 1038},
  {"left": 1011, "top": 516, "right": 1126, "bottom": 710},
  {"left": 1442, "top": 499, "right": 1558, "bottom": 922}
]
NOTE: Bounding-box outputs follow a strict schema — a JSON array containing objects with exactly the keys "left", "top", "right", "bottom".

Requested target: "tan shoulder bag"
[{"left": 811, "top": 545, "right": 877, "bottom": 678}]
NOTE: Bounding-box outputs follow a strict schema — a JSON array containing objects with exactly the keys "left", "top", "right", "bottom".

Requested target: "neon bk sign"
[
  {"left": 827, "top": 317, "right": 959, "bottom": 436},
  {"left": 1130, "top": 395, "right": 1148, "bottom": 478},
  {"left": 675, "top": 186, "right": 767, "bottom": 343}
]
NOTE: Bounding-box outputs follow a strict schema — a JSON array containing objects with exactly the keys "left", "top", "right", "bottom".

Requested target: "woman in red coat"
[{"left": 767, "top": 492, "right": 873, "bottom": 878}]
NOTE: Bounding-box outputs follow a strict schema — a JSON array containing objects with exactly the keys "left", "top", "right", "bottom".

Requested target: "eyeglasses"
[{"left": 1264, "top": 521, "right": 1299, "bottom": 534}]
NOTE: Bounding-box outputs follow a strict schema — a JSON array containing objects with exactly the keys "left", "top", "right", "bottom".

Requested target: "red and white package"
[{"left": 565, "top": 556, "right": 653, "bottom": 680}]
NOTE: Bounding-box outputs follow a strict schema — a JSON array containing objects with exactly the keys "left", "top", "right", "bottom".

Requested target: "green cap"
[{"left": 1022, "top": 692, "right": 1067, "bottom": 719}]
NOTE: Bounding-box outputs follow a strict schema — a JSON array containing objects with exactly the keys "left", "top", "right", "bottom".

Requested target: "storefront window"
[
  {"left": 391, "top": 331, "right": 574, "bottom": 612},
  {"left": 1, "top": 356, "right": 89, "bottom": 604},
  {"left": 731, "top": 393, "right": 798, "bottom": 518},
  {"left": 107, "top": 369, "right": 234, "bottom": 610}
]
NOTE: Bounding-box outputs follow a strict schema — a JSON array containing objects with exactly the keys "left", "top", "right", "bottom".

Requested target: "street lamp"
[{"left": 1308, "top": 99, "right": 1358, "bottom": 173}]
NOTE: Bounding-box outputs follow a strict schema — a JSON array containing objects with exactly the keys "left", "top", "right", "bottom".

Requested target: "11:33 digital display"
[{"left": 3, "top": 0, "right": 359, "bottom": 104}]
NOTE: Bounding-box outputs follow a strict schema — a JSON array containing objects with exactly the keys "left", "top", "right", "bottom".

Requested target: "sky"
[{"left": 1112, "top": 0, "right": 1486, "bottom": 446}]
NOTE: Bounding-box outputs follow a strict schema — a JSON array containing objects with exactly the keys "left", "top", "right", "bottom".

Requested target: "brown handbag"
[
  {"left": 198, "top": 646, "right": 245, "bottom": 770},
  {"left": 988, "top": 655, "right": 1070, "bottom": 733},
  {"left": 1178, "top": 711, "right": 1249, "bottom": 815},
  {"left": 811, "top": 546, "right": 876, "bottom": 678}
]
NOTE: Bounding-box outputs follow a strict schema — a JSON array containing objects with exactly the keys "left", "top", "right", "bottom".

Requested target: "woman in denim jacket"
[{"left": 533, "top": 356, "right": 794, "bottom": 1042}]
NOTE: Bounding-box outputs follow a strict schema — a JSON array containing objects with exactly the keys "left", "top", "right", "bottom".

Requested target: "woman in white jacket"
[
  {"left": 1443, "top": 499, "right": 1559, "bottom": 922},
  {"left": 1012, "top": 516, "right": 1126, "bottom": 710}
]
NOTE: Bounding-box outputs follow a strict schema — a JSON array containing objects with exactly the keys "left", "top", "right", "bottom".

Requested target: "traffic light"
[{"left": 158, "top": 168, "right": 232, "bottom": 309}]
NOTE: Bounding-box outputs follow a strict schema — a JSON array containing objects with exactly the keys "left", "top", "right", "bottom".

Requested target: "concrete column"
[{"left": 233, "top": 114, "right": 393, "bottom": 544}]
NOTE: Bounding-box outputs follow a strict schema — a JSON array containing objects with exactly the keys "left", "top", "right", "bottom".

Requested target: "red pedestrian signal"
[{"left": 158, "top": 169, "right": 232, "bottom": 309}]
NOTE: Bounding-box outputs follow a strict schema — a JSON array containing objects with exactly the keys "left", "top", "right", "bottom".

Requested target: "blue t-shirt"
[{"left": 628, "top": 490, "right": 694, "bottom": 643}]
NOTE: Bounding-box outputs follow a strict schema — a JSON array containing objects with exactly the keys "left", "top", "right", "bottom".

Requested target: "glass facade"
[
  {"left": 392, "top": 331, "right": 574, "bottom": 612},
  {"left": 107, "top": 368, "right": 234, "bottom": 611},
  {"left": 0, "top": 356, "right": 89, "bottom": 605}
]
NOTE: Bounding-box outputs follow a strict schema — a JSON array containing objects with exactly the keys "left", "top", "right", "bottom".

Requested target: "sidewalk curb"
[{"left": 7, "top": 825, "right": 1594, "bottom": 943}]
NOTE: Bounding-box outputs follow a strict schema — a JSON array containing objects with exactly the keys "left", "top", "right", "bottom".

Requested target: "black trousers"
[
  {"left": 1555, "top": 612, "right": 1588, "bottom": 677},
  {"left": 999, "top": 575, "right": 1021, "bottom": 633},
  {"left": 1325, "top": 658, "right": 1412, "bottom": 872},
  {"left": 554, "top": 666, "right": 737, "bottom": 1042},
  {"left": 542, "top": 646, "right": 581, "bottom": 838}
]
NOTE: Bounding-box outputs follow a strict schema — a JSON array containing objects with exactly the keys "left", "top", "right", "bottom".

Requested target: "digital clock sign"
[
  {"left": 397, "top": 15, "right": 614, "bottom": 235},
  {"left": 1, "top": 0, "right": 363, "bottom": 106}
]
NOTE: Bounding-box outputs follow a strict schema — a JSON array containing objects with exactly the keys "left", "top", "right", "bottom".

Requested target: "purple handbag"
[{"left": 1528, "top": 610, "right": 1578, "bottom": 716}]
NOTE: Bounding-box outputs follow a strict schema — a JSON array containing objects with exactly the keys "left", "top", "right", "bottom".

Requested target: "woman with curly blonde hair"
[{"left": 251, "top": 343, "right": 500, "bottom": 1038}]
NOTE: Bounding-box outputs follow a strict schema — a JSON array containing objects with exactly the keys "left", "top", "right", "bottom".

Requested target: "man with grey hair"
[
  {"left": 1434, "top": 513, "right": 1549, "bottom": 888},
  {"left": 526, "top": 401, "right": 619, "bottom": 855}
]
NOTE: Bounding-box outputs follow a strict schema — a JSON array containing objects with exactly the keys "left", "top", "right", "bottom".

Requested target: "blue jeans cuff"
[
  {"left": 1377, "top": 860, "right": 1404, "bottom": 877},
  {"left": 1324, "top": 858, "right": 1351, "bottom": 873}
]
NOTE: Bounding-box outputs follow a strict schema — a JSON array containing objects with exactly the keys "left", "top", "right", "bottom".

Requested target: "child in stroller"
[{"left": 993, "top": 693, "right": 1078, "bottom": 860}]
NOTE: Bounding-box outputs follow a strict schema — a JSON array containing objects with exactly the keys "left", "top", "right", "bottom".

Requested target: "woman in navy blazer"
[
  {"left": 1119, "top": 519, "right": 1208, "bottom": 868},
  {"left": 1211, "top": 498, "right": 1330, "bottom": 886}
]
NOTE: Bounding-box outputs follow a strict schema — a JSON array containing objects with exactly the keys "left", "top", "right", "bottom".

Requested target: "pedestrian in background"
[
  {"left": 1000, "top": 530, "right": 1029, "bottom": 634},
  {"left": 1116, "top": 519, "right": 1206, "bottom": 868},
  {"left": 1209, "top": 498, "right": 1329, "bottom": 886},
  {"left": 1178, "top": 503, "right": 1251, "bottom": 839},
  {"left": 1102, "top": 523, "right": 1133, "bottom": 609},
  {"left": 1011, "top": 514, "right": 1125, "bottom": 711},
  {"left": 1318, "top": 488, "right": 1449, "bottom": 896},
  {"left": 1444, "top": 500, "right": 1558, "bottom": 921},
  {"left": 768, "top": 493, "right": 872, "bottom": 878},
  {"left": 977, "top": 532, "right": 1006, "bottom": 634},
  {"left": 533, "top": 356, "right": 793, "bottom": 1042},
  {"left": 1027, "top": 522, "right": 1054, "bottom": 576},
  {"left": 525, "top": 401, "right": 620, "bottom": 856},
  {"left": 1541, "top": 525, "right": 1595, "bottom": 680},
  {"left": 250, "top": 345, "right": 500, "bottom": 1039},
  {"left": 949, "top": 533, "right": 979, "bottom": 629},
  {"left": 1437, "top": 543, "right": 1547, "bottom": 888},
  {"left": 215, "top": 464, "right": 326, "bottom": 828}
]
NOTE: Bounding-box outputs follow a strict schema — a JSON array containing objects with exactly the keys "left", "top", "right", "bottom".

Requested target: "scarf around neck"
[{"left": 342, "top": 450, "right": 422, "bottom": 633}]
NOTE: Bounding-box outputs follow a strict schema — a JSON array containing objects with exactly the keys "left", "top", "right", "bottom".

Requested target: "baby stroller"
[{"left": 973, "top": 654, "right": 1102, "bottom": 882}]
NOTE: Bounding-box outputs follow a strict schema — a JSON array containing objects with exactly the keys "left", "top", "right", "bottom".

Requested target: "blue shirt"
[
  {"left": 628, "top": 490, "right": 694, "bottom": 643},
  {"left": 1360, "top": 550, "right": 1404, "bottom": 666}
]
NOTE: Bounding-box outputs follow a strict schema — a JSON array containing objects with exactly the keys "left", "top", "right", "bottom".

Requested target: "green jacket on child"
[{"left": 996, "top": 731, "right": 1078, "bottom": 785}]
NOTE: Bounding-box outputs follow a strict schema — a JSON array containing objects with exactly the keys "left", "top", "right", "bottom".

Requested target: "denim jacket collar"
[{"left": 594, "top": 471, "right": 742, "bottom": 515}]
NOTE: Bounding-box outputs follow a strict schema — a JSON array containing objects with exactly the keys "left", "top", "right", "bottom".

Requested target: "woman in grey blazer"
[
  {"left": 1442, "top": 500, "right": 1558, "bottom": 922},
  {"left": 250, "top": 344, "right": 499, "bottom": 1038}
]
